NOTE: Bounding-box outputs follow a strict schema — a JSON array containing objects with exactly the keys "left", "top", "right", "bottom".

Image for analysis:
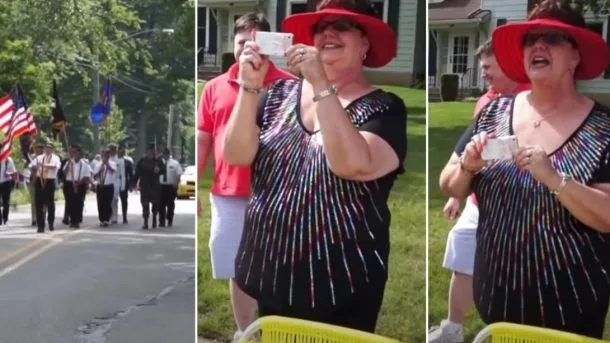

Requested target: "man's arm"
[
  {"left": 44, "top": 156, "right": 59, "bottom": 169},
  {"left": 197, "top": 82, "right": 214, "bottom": 180},
  {"left": 198, "top": 131, "right": 212, "bottom": 180}
]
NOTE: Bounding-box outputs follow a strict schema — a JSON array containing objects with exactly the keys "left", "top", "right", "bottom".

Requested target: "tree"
[
  {"left": 0, "top": 0, "right": 195, "bottom": 166},
  {"left": 572, "top": 0, "right": 609, "bottom": 14},
  {"left": 529, "top": 0, "right": 610, "bottom": 15}
]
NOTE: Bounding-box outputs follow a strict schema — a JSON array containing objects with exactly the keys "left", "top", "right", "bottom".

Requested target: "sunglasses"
[
  {"left": 311, "top": 19, "right": 365, "bottom": 35},
  {"left": 522, "top": 32, "right": 577, "bottom": 47}
]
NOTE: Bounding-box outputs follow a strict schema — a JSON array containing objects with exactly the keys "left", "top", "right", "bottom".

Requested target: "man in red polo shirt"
[
  {"left": 197, "top": 12, "right": 294, "bottom": 342},
  {"left": 429, "top": 40, "right": 530, "bottom": 343}
]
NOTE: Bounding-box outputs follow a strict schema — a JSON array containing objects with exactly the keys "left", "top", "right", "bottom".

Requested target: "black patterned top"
[
  {"left": 235, "top": 79, "right": 407, "bottom": 316},
  {"left": 454, "top": 96, "right": 610, "bottom": 336}
]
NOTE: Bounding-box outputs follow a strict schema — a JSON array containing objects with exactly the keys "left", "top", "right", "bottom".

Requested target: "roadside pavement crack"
[{"left": 74, "top": 275, "right": 195, "bottom": 343}]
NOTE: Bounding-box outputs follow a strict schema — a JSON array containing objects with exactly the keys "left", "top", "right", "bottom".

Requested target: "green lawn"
[
  {"left": 198, "top": 86, "right": 426, "bottom": 342},
  {"left": 428, "top": 101, "right": 610, "bottom": 341}
]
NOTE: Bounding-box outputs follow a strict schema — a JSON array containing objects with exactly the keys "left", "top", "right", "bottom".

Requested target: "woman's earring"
[{"left": 362, "top": 53, "right": 367, "bottom": 61}]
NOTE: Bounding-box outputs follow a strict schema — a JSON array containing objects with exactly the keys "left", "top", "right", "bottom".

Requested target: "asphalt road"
[{"left": 0, "top": 192, "right": 196, "bottom": 343}]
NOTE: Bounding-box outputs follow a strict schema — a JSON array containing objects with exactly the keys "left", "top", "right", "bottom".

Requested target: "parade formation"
[{"left": 20, "top": 137, "right": 184, "bottom": 232}]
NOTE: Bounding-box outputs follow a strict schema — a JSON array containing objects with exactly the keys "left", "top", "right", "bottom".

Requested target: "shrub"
[
  {"left": 440, "top": 74, "right": 459, "bottom": 101},
  {"left": 221, "top": 53, "right": 236, "bottom": 73}
]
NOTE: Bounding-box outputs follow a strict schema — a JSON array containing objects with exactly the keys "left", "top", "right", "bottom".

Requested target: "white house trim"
[
  {"left": 205, "top": 7, "right": 210, "bottom": 52},
  {"left": 429, "top": 18, "right": 482, "bottom": 27}
]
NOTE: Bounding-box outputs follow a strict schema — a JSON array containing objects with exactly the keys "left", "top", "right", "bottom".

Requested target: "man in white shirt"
[
  {"left": 29, "top": 141, "right": 61, "bottom": 233},
  {"left": 0, "top": 156, "right": 17, "bottom": 225},
  {"left": 92, "top": 149, "right": 116, "bottom": 227},
  {"left": 108, "top": 144, "right": 123, "bottom": 224},
  {"left": 159, "top": 148, "right": 183, "bottom": 227},
  {"left": 62, "top": 145, "right": 91, "bottom": 229}
]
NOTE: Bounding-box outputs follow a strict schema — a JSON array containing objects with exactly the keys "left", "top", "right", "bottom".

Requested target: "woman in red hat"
[
  {"left": 222, "top": 0, "right": 407, "bottom": 333},
  {"left": 440, "top": 0, "right": 610, "bottom": 338}
]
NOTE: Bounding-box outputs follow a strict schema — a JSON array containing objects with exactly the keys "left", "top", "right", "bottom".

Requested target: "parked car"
[{"left": 177, "top": 165, "right": 195, "bottom": 199}]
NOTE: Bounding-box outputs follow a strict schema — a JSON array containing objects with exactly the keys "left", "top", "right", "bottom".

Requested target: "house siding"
[
  {"left": 483, "top": 0, "right": 610, "bottom": 97},
  {"left": 376, "top": 0, "right": 416, "bottom": 74}
]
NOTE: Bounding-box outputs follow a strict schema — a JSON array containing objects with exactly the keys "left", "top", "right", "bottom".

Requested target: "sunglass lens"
[
  {"left": 312, "top": 20, "right": 358, "bottom": 34},
  {"left": 523, "top": 33, "right": 571, "bottom": 46},
  {"left": 331, "top": 20, "right": 355, "bottom": 31}
]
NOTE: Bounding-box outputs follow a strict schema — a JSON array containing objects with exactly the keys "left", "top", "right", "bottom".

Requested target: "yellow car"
[{"left": 177, "top": 165, "right": 196, "bottom": 199}]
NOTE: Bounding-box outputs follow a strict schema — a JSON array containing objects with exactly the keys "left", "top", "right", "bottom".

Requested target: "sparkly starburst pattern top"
[
  {"left": 235, "top": 79, "right": 407, "bottom": 316},
  {"left": 455, "top": 96, "right": 610, "bottom": 335}
]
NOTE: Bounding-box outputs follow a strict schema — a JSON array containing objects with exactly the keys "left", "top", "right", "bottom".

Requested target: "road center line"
[{"left": 0, "top": 230, "right": 82, "bottom": 280}]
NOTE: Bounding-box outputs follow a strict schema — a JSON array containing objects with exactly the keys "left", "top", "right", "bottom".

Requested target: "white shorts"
[
  {"left": 442, "top": 197, "right": 479, "bottom": 276},
  {"left": 208, "top": 194, "right": 249, "bottom": 279}
]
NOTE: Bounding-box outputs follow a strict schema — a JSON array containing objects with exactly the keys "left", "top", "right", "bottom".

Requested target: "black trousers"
[
  {"left": 119, "top": 190, "right": 128, "bottom": 220},
  {"left": 159, "top": 185, "right": 177, "bottom": 224},
  {"left": 35, "top": 179, "right": 56, "bottom": 231},
  {"left": 96, "top": 184, "right": 114, "bottom": 223},
  {"left": 62, "top": 182, "right": 70, "bottom": 222},
  {"left": 141, "top": 201, "right": 158, "bottom": 221},
  {"left": 0, "top": 180, "right": 12, "bottom": 224},
  {"left": 65, "top": 182, "right": 86, "bottom": 225}
]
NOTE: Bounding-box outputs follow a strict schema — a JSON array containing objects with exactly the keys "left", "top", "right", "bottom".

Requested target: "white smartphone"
[
  {"left": 481, "top": 135, "right": 519, "bottom": 160},
  {"left": 255, "top": 31, "right": 293, "bottom": 57}
]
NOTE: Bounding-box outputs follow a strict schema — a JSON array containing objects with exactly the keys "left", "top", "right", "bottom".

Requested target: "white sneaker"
[
  {"left": 428, "top": 320, "right": 464, "bottom": 343},
  {"left": 232, "top": 331, "right": 243, "bottom": 343}
]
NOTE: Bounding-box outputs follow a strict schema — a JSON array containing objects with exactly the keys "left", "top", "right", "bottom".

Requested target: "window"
[
  {"left": 370, "top": 0, "right": 388, "bottom": 22},
  {"left": 289, "top": 1, "right": 308, "bottom": 15}
]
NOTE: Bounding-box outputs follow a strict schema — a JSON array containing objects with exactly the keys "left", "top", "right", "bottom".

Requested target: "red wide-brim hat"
[
  {"left": 492, "top": 18, "right": 610, "bottom": 84},
  {"left": 282, "top": 8, "right": 397, "bottom": 68}
]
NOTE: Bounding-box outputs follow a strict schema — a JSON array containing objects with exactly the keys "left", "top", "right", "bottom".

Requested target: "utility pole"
[
  {"left": 92, "top": 49, "right": 100, "bottom": 153},
  {"left": 167, "top": 104, "right": 174, "bottom": 152}
]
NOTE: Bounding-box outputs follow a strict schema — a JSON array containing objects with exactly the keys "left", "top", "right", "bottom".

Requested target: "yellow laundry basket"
[
  {"left": 239, "top": 315, "right": 402, "bottom": 343},
  {"left": 473, "top": 322, "right": 608, "bottom": 343}
]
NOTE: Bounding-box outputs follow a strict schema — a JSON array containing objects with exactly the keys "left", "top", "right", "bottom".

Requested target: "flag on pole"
[
  {"left": 90, "top": 79, "right": 112, "bottom": 124},
  {"left": 51, "top": 79, "right": 65, "bottom": 140},
  {"left": 0, "top": 86, "right": 38, "bottom": 163},
  {"left": 101, "top": 79, "right": 112, "bottom": 115}
]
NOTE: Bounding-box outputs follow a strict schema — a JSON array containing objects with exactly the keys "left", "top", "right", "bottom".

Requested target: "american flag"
[{"left": 0, "top": 87, "right": 37, "bottom": 162}]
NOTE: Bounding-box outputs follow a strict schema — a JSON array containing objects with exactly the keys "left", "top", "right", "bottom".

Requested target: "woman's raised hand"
[
  {"left": 238, "top": 41, "right": 269, "bottom": 89},
  {"left": 461, "top": 131, "right": 492, "bottom": 173}
]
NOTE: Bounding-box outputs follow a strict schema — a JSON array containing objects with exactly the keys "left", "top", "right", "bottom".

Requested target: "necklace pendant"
[{"left": 534, "top": 120, "right": 541, "bottom": 128}]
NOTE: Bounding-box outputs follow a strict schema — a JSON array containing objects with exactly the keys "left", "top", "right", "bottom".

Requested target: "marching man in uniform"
[
  {"left": 118, "top": 145, "right": 133, "bottom": 224},
  {"left": 93, "top": 149, "right": 116, "bottom": 227},
  {"left": 132, "top": 143, "right": 164, "bottom": 229},
  {"left": 29, "top": 140, "right": 61, "bottom": 233},
  {"left": 59, "top": 152, "right": 71, "bottom": 225},
  {"left": 24, "top": 139, "right": 44, "bottom": 226},
  {"left": 62, "top": 145, "right": 91, "bottom": 228},
  {"left": 159, "top": 148, "right": 182, "bottom": 227},
  {"left": 109, "top": 144, "right": 123, "bottom": 224}
]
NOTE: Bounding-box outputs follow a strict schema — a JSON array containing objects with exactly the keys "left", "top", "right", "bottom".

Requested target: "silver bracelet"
[
  {"left": 313, "top": 84, "right": 338, "bottom": 102},
  {"left": 236, "top": 79, "right": 261, "bottom": 94},
  {"left": 551, "top": 172, "right": 572, "bottom": 195}
]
